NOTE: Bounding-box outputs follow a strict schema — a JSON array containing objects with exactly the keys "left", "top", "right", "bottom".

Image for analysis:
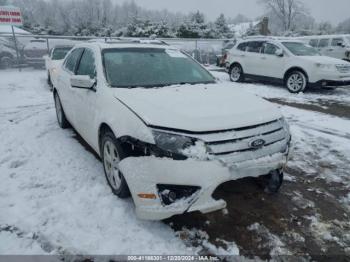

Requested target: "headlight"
[
  {"left": 152, "top": 130, "right": 195, "bottom": 155},
  {"left": 315, "top": 63, "right": 334, "bottom": 70},
  {"left": 152, "top": 130, "right": 211, "bottom": 159},
  {"left": 279, "top": 117, "right": 290, "bottom": 133}
]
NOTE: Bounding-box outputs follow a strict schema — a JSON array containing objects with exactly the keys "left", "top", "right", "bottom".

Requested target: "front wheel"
[
  {"left": 257, "top": 171, "right": 284, "bottom": 194},
  {"left": 229, "top": 64, "right": 244, "bottom": 82},
  {"left": 101, "top": 131, "right": 130, "bottom": 198},
  {"left": 285, "top": 71, "right": 307, "bottom": 93}
]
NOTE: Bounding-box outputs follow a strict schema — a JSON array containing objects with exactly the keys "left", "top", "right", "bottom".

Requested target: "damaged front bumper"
[{"left": 118, "top": 151, "right": 289, "bottom": 220}]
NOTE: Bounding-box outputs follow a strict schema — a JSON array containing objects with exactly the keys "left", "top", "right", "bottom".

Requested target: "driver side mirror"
[
  {"left": 70, "top": 75, "right": 96, "bottom": 90},
  {"left": 275, "top": 49, "right": 284, "bottom": 57}
]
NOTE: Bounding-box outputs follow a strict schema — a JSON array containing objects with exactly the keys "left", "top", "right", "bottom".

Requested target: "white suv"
[
  {"left": 54, "top": 40, "right": 291, "bottom": 220},
  {"left": 227, "top": 37, "right": 350, "bottom": 93}
]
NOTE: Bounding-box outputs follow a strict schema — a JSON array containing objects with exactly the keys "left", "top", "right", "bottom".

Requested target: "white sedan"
[{"left": 54, "top": 41, "right": 291, "bottom": 220}]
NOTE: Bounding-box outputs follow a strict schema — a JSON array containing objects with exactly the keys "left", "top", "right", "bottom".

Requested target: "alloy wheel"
[
  {"left": 287, "top": 72, "right": 306, "bottom": 93},
  {"left": 230, "top": 66, "right": 241, "bottom": 82},
  {"left": 103, "top": 140, "right": 122, "bottom": 191}
]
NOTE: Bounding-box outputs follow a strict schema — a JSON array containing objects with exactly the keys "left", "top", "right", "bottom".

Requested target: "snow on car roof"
[{"left": 83, "top": 39, "right": 173, "bottom": 50}]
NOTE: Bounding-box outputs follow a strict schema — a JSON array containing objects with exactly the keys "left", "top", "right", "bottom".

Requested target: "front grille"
[
  {"left": 336, "top": 64, "right": 350, "bottom": 74},
  {"left": 196, "top": 120, "right": 288, "bottom": 165},
  {"left": 153, "top": 119, "right": 289, "bottom": 165}
]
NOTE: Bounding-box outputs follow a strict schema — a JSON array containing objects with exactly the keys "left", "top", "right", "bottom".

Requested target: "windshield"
[
  {"left": 282, "top": 42, "right": 320, "bottom": 56},
  {"left": 103, "top": 48, "right": 216, "bottom": 88},
  {"left": 52, "top": 47, "right": 72, "bottom": 60}
]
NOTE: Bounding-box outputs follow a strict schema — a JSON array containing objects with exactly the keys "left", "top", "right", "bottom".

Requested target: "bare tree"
[{"left": 258, "top": 0, "right": 308, "bottom": 31}]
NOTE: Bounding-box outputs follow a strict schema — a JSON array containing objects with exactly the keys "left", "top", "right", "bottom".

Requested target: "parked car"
[
  {"left": 23, "top": 39, "right": 48, "bottom": 68},
  {"left": 53, "top": 40, "right": 291, "bottom": 220},
  {"left": 45, "top": 45, "right": 74, "bottom": 88},
  {"left": 0, "top": 37, "right": 17, "bottom": 69},
  {"left": 298, "top": 35, "right": 350, "bottom": 62},
  {"left": 227, "top": 37, "right": 350, "bottom": 93}
]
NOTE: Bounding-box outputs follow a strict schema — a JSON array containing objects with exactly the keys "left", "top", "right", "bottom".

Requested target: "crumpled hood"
[
  {"left": 300, "top": 56, "right": 347, "bottom": 65},
  {"left": 113, "top": 83, "right": 282, "bottom": 132}
]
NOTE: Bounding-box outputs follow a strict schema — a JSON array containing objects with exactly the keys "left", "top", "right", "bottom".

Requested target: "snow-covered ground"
[
  {"left": 0, "top": 70, "right": 192, "bottom": 255},
  {"left": 1, "top": 68, "right": 349, "bottom": 258}
]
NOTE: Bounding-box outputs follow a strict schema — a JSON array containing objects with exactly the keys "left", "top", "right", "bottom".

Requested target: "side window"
[
  {"left": 331, "top": 38, "right": 344, "bottom": 47},
  {"left": 309, "top": 39, "right": 318, "bottom": 47},
  {"left": 263, "top": 43, "right": 279, "bottom": 55},
  {"left": 64, "top": 48, "right": 83, "bottom": 73},
  {"left": 76, "top": 49, "right": 96, "bottom": 79},
  {"left": 247, "top": 41, "right": 265, "bottom": 53},
  {"left": 318, "top": 39, "right": 330, "bottom": 48},
  {"left": 237, "top": 42, "right": 248, "bottom": 52}
]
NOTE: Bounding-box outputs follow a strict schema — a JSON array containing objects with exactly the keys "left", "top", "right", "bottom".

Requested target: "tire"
[
  {"left": 0, "top": 55, "right": 14, "bottom": 69},
  {"left": 47, "top": 71, "right": 53, "bottom": 87},
  {"left": 285, "top": 70, "right": 307, "bottom": 93},
  {"left": 54, "top": 92, "right": 69, "bottom": 129},
  {"left": 257, "top": 171, "right": 284, "bottom": 194},
  {"left": 101, "top": 131, "right": 130, "bottom": 198},
  {"left": 229, "top": 63, "right": 244, "bottom": 82}
]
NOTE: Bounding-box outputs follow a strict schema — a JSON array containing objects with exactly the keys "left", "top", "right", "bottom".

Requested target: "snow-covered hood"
[
  {"left": 300, "top": 56, "right": 347, "bottom": 65},
  {"left": 113, "top": 83, "right": 282, "bottom": 132}
]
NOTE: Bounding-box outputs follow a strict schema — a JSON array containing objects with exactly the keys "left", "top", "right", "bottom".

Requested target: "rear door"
[
  {"left": 56, "top": 48, "right": 84, "bottom": 125},
  {"left": 244, "top": 41, "right": 266, "bottom": 75},
  {"left": 258, "top": 42, "right": 286, "bottom": 79}
]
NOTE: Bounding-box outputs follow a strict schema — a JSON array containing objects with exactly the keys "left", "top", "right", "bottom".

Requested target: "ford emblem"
[{"left": 249, "top": 139, "right": 266, "bottom": 149}]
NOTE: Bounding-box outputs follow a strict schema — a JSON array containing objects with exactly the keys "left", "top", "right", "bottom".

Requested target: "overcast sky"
[{"left": 113, "top": 0, "right": 349, "bottom": 25}]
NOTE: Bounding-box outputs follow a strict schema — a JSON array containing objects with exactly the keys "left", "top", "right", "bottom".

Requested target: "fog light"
[{"left": 157, "top": 184, "right": 200, "bottom": 206}]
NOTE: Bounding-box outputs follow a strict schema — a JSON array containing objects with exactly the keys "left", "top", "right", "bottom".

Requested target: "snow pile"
[
  {"left": 177, "top": 228, "right": 239, "bottom": 256},
  {"left": 247, "top": 223, "right": 290, "bottom": 256}
]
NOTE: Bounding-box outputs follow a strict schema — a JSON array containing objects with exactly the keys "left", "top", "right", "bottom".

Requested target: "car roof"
[
  {"left": 299, "top": 34, "right": 350, "bottom": 39},
  {"left": 238, "top": 37, "right": 304, "bottom": 43},
  {"left": 75, "top": 39, "right": 173, "bottom": 51},
  {"left": 53, "top": 45, "right": 74, "bottom": 49}
]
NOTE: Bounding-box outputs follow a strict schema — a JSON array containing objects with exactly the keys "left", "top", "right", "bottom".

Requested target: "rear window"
[
  {"left": 246, "top": 41, "right": 265, "bottom": 53},
  {"left": 64, "top": 48, "right": 83, "bottom": 73},
  {"left": 309, "top": 39, "right": 318, "bottom": 47},
  {"left": 237, "top": 42, "right": 248, "bottom": 51},
  {"left": 331, "top": 38, "right": 344, "bottom": 47},
  {"left": 318, "top": 39, "right": 330, "bottom": 48},
  {"left": 52, "top": 47, "right": 72, "bottom": 60}
]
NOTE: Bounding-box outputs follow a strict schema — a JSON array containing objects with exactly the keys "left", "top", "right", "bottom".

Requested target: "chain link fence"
[{"left": 0, "top": 33, "right": 236, "bottom": 70}]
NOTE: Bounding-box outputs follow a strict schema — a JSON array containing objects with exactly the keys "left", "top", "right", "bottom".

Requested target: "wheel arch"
[
  {"left": 98, "top": 122, "right": 114, "bottom": 155},
  {"left": 229, "top": 61, "right": 243, "bottom": 72},
  {"left": 284, "top": 67, "right": 309, "bottom": 83}
]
